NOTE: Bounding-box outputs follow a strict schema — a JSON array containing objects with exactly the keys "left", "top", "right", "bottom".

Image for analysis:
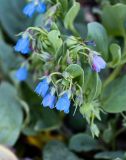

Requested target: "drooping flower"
[
  {"left": 92, "top": 54, "right": 106, "bottom": 72},
  {"left": 56, "top": 93, "right": 71, "bottom": 114},
  {"left": 36, "top": 2, "right": 46, "bottom": 13},
  {"left": 23, "top": 0, "right": 46, "bottom": 18},
  {"left": 14, "top": 35, "right": 30, "bottom": 54},
  {"left": 23, "top": 2, "right": 36, "bottom": 17},
  {"left": 42, "top": 92, "right": 56, "bottom": 109},
  {"left": 35, "top": 79, "right": 49, "bottom": 97},
  {"left": 16, "top": 66, "right": 28, "bottom": 81}
]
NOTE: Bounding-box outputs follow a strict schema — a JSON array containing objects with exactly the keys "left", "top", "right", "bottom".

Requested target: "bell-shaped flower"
[
  {"left": 92, "top": 54, "right": 106, "bottom": 72},
  {"left": 23, "top": 2, "right": 36, "bottom": 17},
  {"left": 42, "top": 92, "right": 56, "bottom": 109},
  {"left": 16, "top": 66, "right": 28, "bottom": 81},
  {"left": 15, "top": 35, "right": 30, "bottom": 54},
  {"left": 34, "top": 79, "right": 49, "bottom": 97},
  {"left": 36, "top": 2, "right": 46, "bottom": 13},
  {"left": 56, "top": 93, "right": 71, "bottom": 114}
]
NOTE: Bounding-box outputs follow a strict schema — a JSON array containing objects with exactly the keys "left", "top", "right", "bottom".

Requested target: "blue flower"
[
  {"left": 23, "top": 1, "right": 46, "bottom": 17},
  {"left": 36, "top": 2, "right": 46, "bottom": 13},
  {"left": 56, "top": 93, "right": 71, "bottom": 114},
  {"left": 23, "top": 2, "right": 36, "bottom": 18},
  {"left": 35, "top": 79, "right": 49, "bottom": 97},
  {"left": 16, "top": 66, "right": 28, "bottom": 81},
  {"left": 92, "top": 54, "right": 106, "bottom": 72},
  {"left": 42, "top": 92, "right": 56, "bottom": 109},
  {"left": 15, "top": 36, "right": 30, "bottom": 54}
]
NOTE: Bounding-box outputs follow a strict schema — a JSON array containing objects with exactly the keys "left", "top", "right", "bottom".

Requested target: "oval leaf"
[
  {"left": 101, "top": 75, "right": 126, "bottom": 113},
  {"left": 108, "top": 43, "right": 121, "bottom": 68},
  {"left": 69, "top": 133, "right": 103, "bottom": 152},
  {"left": 84, "top": 67, "right": 102, "bottom": 101},
  {"left": 64, "top": 2, "right": 80, "bottom": 34},
  {"left": 48, "top": 30, "right": 63, "bottom": 53},
  {"left": 101, "top": 3, "right": 126, "bottom": 37},
  {"left": 0, "top": 0, "right": 35, "bottom": 41},
  {"left": 87, "top": 22, "right": 109, "bottom": 60},
  {"left": 0, "top": 82, "right": 23, "bottom": 146},
  {"left": 43, "top": 140, "right": 82, "bottom": 160}
]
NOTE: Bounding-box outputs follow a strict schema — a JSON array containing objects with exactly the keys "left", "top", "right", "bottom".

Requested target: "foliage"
[{"left": 0, "top": 0, "right": 126, "bottom": 159}]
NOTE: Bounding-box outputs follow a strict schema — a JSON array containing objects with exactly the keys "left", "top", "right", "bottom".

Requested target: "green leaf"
[
  {"left": 0, "top": 0, "right": 34, "bottom": 41},
  {"left": 64, "top": 2, "right": 80, "bottom": 34},
  {"left": 108, "top": 43, "right": 121, "bottom": 68},
  {"left": 84, "top": 67, "right": 102, "bottom": 101},
  {"left": 69, "top": 133, "right": 103, "bottom": 152},
  {"left": 101, "top": 3, "right": 126, "bottom": 37},
  {"left": 96, "top": 0, "right": 126, "bottom": 5},
  {"left": 23, "top": 107, "right": 61, "bottom": 135},
  {"left": 21, "top": 84, "right": 61, "bottom": 135},
  {"left": 0, "top": 82, "right": 23, "bottom": 146},
  {"left": 74, "top": 7, "right": 87, "bottom": 38},
  {"left": 65, "top": 64, "right": 84, "bottom": 87},
  {"left": 48, "top": 30, "right": 63, "bottom": 53},
  {"left": 0, "top": 28, "right": 3, "bottom": 39},
  {"left": 87, "top": 22, "right": 109, "bottom": 60},
  {"left": 75, "top": 23, "right": 87, "bottom": 39},
  {"left": 59, "top": 0, "right": 68, "bottom": 12},
  {"left": 101, "top": 75, "right": 126, "bottom": 113},
  {"left": 34, "top": 14, "right": 45, "bottom": 27},
  {"left": 55, "top": 42, "right": 67, "bottom": 61},
  {"left": 0, "top": 41, "right": 24, "bottom": 73},
  {"left": 94, "top": 151, "right": 125, "bottom": 159},
  {"left": 43, "top": 140, "right": 82, "bottom": 160}
]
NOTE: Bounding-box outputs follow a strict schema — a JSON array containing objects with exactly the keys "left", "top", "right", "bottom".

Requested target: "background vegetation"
[{"left": 1, "top": 0, "right": 126, "bottom": 159}]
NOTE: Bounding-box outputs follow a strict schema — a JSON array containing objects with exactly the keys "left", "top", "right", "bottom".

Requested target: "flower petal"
[
  {"left": 56, "top": 93, "right": 70, "bottom": 113},
  {"left": 23, "top": 2, "right": 36, "bottom": 17},
  {"left": 16, "top": 66, "right": 28, "bottom": 81},
  {"left": 42, "top": 92, "right": 56, "bottom": 109},
  {"left": 35, "top": 79, "right": 49, "bottom": 97}
]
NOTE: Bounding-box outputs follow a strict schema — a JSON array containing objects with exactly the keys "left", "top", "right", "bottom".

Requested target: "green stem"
[
  {"left": 103, "top": 33, "right": 126, "bottom": 88},
  {"left": 115, "top": 127, "right": 126, "bottom": 137},
  {"left": 27, "top": 27, "right": 47, "bottom": 36},
  {"left": 103, "top": 65, "right": 122, "bottom": 88},
  {"left": 123, "top": 34, "right": 126, "bottom": 55},
  {"left": 50, "top": 72, "right": 62, "bottom": 77}
]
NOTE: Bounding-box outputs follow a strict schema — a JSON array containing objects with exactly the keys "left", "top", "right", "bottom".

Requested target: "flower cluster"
[
  {"left": 35, "top": 78, "right": 71, "bottom": 113},
  {"left": 14, "top": 0, "right": 108, "bottom": 136},
  {"left": 14, "top": 0, "right": 106, "bottom": 110}
]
